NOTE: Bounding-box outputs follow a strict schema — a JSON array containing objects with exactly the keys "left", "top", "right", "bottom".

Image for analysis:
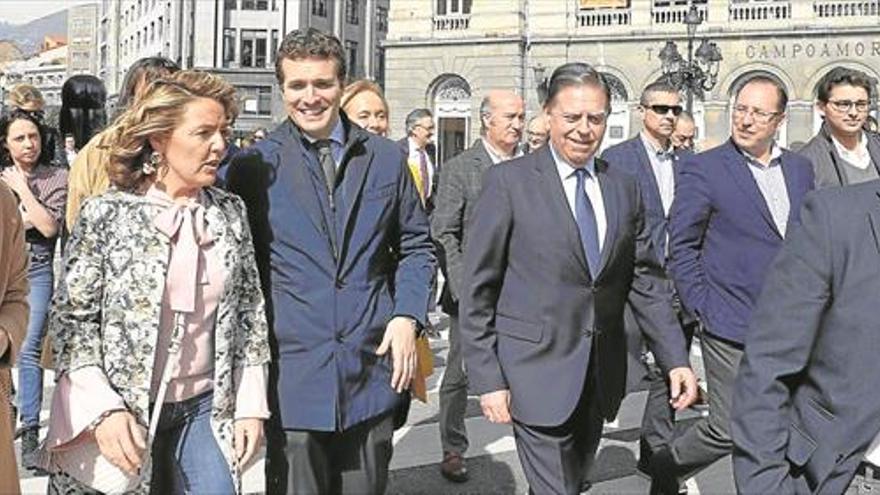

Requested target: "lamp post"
[{"left": 658, "top": 3, "right": 722, "bottom": 114}]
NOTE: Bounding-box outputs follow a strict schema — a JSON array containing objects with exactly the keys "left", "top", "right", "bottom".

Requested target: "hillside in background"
[{"left": 0, "top": 10, "right": 67, "bottom": 58}]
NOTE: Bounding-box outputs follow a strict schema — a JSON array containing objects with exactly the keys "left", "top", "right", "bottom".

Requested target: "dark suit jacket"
[
  {"left": 668, "top": 140, "right": 814, "bottom": 344},
  {"left": 227, "top": 117, "right": 436, "bottom": 431},
  {"left": 601, "top": 135, "right": 685, "bottom": 263},
  {"left": 397, "top": 137, "right": 438, "bottom": 212},
  {"left": 431, "top": 139, "right": 493, "bottom": 314},
  {"left": 798, "top": 122, "right": 880, "bottom": 188},
  {"left": 460, "top": 146, "right": 689, "bottom": 427},
  {"left": 732, "top": 180, "right": 880, "bottom": 495}
]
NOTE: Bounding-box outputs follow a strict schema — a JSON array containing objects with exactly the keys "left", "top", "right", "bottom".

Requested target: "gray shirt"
[{"left": 744, "top": 144, "right": 790, "bottom": 237}]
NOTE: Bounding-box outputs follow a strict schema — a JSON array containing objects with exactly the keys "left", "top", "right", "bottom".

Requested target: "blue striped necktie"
[{"left": 574, "top": 168, "right": 601, "bottom": 277}]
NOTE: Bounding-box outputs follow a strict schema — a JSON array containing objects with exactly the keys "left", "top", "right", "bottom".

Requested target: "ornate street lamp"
[{"left": 658, "top": 3, "right": 723, "bottom": 114}]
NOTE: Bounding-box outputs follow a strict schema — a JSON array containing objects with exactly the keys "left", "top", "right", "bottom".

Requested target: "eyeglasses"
[
  {"left": 415, "top": 124, "right": 435, "bottom": 133},
  {"left": 732, "top": 105, "right": 781, "bottom": 124},
  {"left": 827, "top": 99, "right": 871, "bottom": 113},
  {"left": 647, "top": 104, "right": 683, "bottom": 117}
]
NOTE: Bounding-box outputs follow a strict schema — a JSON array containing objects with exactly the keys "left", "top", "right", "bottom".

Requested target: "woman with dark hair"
[
  {"left": 59, "top": 75, "right": 107, "bottom": 152},
  {"left": 0, "top": 109, "right": 68, "bottom": 470},
  {"left": 5, "top": 83, "right": 63, "bottom": 167},
  {"left": 66, "top": 57, "right": 179, "bottom": 228}
]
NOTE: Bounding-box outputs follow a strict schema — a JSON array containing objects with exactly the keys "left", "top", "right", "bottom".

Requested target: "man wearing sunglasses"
[
  {"left": 799, "top": 67, "right": 880, "bottom": 188},
  {"left": 651, "top": 76, "right": 815, "bottom": 494},
  {"left": 601, "top": 80, "right": 698, "bottom": 487}
]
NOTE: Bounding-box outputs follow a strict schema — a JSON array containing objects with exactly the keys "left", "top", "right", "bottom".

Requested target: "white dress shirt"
[
  {"left": 550, "top": 145, "right": 607, "bottom": 252},
  {"left": 639, "top": 132, "right": 676, "bottom": 216},
  {"left": 482, "top": 138, "right": 523, "bottom": 165}
]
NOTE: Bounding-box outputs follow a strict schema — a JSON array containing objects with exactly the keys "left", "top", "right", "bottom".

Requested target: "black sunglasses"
[{"left": 647, "top": 104, "right": 683, "bottom": 116}]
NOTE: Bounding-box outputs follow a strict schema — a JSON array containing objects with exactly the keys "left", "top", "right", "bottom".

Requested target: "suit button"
[
  {"left": 335, "top": 278, "right": 346, "bottom": 289},
  {"left": 583, "top": 328, "right": 593, "bottom": 337},
  {"left": 335, "top": 334, "right": 344, "bottom": 343}
]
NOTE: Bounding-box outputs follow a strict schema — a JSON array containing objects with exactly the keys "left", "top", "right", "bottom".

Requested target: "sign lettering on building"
[{"left": 743, "top": 40, "right": 880, "bottom": 60}]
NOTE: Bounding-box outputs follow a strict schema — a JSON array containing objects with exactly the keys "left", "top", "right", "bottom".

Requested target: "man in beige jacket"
[{"left": 0, "top": 181, "right": 30, "bottom": 495}]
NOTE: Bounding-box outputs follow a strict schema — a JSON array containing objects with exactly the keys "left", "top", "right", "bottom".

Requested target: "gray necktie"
[{"left": 315, "top": 139, "right": 336, "bottom": 200}]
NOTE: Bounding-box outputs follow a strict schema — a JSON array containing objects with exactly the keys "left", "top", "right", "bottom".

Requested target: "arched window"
[{"left": 429, "top": 74, "right": 472, "bottom": 165}]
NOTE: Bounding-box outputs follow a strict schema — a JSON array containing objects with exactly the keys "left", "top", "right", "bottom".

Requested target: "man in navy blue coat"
[
  {"left": 601, "top": 80, "right": 698, "bottom": 478},
  {"left": 227, "top": 28, "right": 435, "bottom": 494},
  {"left": 651, "top": 76, "right": 815, "bottom": 494}
]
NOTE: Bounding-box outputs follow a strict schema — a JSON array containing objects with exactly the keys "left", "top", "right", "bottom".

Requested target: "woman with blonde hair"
[
  {"left": 341, "top": 79, "right": 389, "bottom": 136},
  {"left": 42, "top": 70, "right": 270, "bottom": 494}
]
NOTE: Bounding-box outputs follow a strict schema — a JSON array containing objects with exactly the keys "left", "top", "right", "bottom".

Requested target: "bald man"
[
  {"left": 526, "top": 114, "right": 549, "bottom": 152},
  {"left": 671, "top": 111, "right": 696, "bottom": 152},
  {"left": 431, "top": 89, "right": 524, "bottom": 482}
]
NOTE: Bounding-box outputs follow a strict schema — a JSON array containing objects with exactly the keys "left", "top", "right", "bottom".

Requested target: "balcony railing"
[
  {"left": 814, "top": 0, "right": 880, "bottom": 17},
  {"left": 576, "top": 8, "right": 631, "bottom": 28},
  {"left": 433, "top": 13, "right": 470, "bottom": 31},
  {"left": 730, "top": 1, "right": 791, "bottom": 21},
  {"left": 653, "top": 3, "right": 707, "bottom": 25}
]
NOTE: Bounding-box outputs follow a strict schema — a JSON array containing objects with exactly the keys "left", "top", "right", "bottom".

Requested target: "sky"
[{"left": 1, "top": 0, "right": 95, "bottom": 25}]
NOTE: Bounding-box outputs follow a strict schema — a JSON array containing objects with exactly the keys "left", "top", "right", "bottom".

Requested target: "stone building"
[
  {"left": 67, "top": 3, "right": 99, "bottom": 77},
  {"left": 97, "top": 0, "right": 389, "bottom": 132},
  {"left": 384, "top": 0, "right": 880, "bottom": 162}
]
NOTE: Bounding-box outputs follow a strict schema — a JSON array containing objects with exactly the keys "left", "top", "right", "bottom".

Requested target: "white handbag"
[{"left": 50, "top": 314, "right": 186, "bottom": 494}]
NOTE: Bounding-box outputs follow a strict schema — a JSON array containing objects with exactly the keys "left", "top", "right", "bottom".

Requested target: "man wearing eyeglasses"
[
  {"left": 651, "top": 76, "right": 815, "bottom": 494},
  {"left": 460, "top": 63, "right": 698, "bottom": 495},
  {"left": 601, "top": 80, "right": 698, "bottom": 484},
  {"left": 798, "top": 67, "right": 880, "bottom": 188},
  {"left": 398, "top": 108, "right": 438, "bottom": 213}
]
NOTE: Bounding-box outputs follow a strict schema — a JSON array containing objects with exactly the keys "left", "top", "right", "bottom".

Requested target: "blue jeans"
[
  {"left": 150, "top": 390, "right": 235, "bottom": 494},
  {"left": 17, "top": 253, "right": 54, "bottom": 428}
]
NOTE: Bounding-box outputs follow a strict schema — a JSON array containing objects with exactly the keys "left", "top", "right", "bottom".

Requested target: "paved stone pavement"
[{"left": 14, "top": 315, "right": 736, "bottom": 494}]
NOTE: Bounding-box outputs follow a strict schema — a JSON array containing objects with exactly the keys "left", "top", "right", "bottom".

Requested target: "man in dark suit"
[
  {"left": 460, "top": 62, "right": 698, "bottom": 495},
  {"left": 601, "top": 80, "right": 698, "bottom": 477},
  {"left": 431, "top": 89, "right": 524, "bottom": 482},
  {"left": 227, "top": 28, "right": 435, "bottom": 494},
  {"left": 732, "top": 180, "right": 880, "bottom": 495},
  {"left": 397, "top": 108, "right": 438, "bottom": 212},
  {"left": 798, "top": 67, "right": 880, "bottom": 188},
  {"left": 652, "top": 75, "right": 815, "bottom": 494}
]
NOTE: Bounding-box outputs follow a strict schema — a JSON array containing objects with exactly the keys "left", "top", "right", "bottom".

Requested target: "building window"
[
  {"left": 270, "top": 29, "right": 279, "bottom": 64},
  {"left": 375, "top": 47, "right": 385, "bottom": 87},
  {"left": 346, "top": 0, "right": 360, "bottom": 24},
  {"left": 225, "top": 0, "right": 237, "bottom": 9},
  {"left": 377, "top": 6, "right": 388, "bottom": 31},
  {"left": 345, "top": 40, "right": 358, "bottom": 78},
  {"left": 312, "top": 0, "right": 327, "bottom": 17},
  {"left": 436, "top": 0, "right": 472, "bottom": 15},
  {"left": 240, "top": 29, "right": 268, "bottom": 68},
  {"left": 239, "top": 85, "right": 272, "bottom": 116},
  {"left": 241, "top": 0, "right": 269, "bottom": 9},
  {"left": 223, "top": 28, "right": 236, "bottom": 67}
]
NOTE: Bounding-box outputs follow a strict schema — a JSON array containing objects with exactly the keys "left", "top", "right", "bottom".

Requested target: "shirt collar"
[
  {"left": 408, "top": 137, "right": 428, "bottom": 156},
  {"left": 831, "top": 131, "right": 868, "bottom": 161},
  {"left": 742, "top": 141, "right": 783, "bottom": 168},
  {"left": 481, "top": 138, "right": 522, "bottom": 165},
  {"left": 301, "top": 116, "right": 346, "bottom": 147},
  {"left": 639, "top": 132, "right": 674, "bottom": 160},
  {"left": 549, "top": 143, "right": 596, "bottom": 180}
]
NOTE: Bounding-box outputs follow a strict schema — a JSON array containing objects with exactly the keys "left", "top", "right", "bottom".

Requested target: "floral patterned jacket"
[{"left": 49, "top": 187, "right": 270, "bottom": 493}]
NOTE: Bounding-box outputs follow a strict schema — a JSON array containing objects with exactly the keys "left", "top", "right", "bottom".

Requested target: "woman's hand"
[
  {"left": 234, "top": 418, "right": 263, "bottom": 467},
  {"left": 0, "top": 167, "right": 32, "bottom": 200},
  {"left": 93, "top": 410, "right": 147, "bottom": 475}
]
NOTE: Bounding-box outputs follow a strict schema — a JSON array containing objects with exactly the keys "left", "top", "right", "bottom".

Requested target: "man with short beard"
[
  {"left": 798, "top": 67, "right": 880, "bottom": 188},
  {"left": 431, "top": 89, "right": 524, "bottom": 483},
  {"left": 228, "top": 28, "right": 435, "bottom": 494}
]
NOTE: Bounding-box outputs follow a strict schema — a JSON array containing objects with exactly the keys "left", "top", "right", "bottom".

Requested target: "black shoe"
[
  {"left": 20, "top": 426, "right": 43, "bottom": 472},
  {"left": 440, "top": 451, "right": 469, "bottom": 483},
  {"left": 648, "top": 447, "right": 686, "bottom": 495}
]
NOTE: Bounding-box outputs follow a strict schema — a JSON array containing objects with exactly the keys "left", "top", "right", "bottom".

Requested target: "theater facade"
[{"left": 384, "top": 0, "right": 880, "bottom": 161}]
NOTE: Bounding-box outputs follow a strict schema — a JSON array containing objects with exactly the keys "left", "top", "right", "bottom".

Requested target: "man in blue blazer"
[
  {"left": 460, "top": 63, "right": 698, "bottom": 495},
  {"left": 651, "top": 76, "right": 815, "bottom": 494},
  {"left": 227, "top": 29, "right": 435, "bottom": 494},
  {"left": 601, "top": 80, "right": 698, "bottom": 477}
]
